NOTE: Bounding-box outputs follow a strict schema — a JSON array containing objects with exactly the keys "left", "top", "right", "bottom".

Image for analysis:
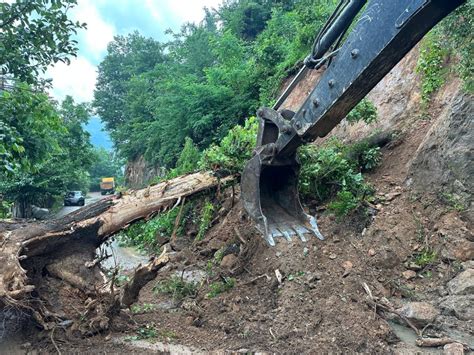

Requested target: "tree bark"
[{"left": 0, "top": 172, "right": 234, "bottom": 326}]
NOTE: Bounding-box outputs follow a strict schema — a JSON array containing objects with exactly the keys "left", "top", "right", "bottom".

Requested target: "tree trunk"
[{"left": 0, "top": 172, "right": 234, "bottom": 330}]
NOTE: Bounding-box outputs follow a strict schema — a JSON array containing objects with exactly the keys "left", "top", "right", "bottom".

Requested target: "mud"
[{"left": 2, "top": 47, "right": 473, "bottom": 354}]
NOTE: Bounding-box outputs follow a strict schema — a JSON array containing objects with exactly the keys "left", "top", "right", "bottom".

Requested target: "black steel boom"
[{"left": 242, "top": 0, "right": 466, "bottom": 245}]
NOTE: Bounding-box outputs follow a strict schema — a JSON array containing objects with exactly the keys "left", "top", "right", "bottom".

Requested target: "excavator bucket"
[{"left": 241, "top": 139, "right": 324, "bottom": 246}]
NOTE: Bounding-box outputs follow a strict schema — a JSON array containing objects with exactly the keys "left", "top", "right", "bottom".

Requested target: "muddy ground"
[
  {"left": 2, "top": 46, "right": 472, "bottom": 353},
  {"left": 12, "top": 102, "right": 471, "bottom": 354}
]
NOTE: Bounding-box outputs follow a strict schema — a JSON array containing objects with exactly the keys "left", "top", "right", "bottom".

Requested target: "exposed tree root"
[{"left": 0, "top": 172, "right": 235, "bottom": 334}]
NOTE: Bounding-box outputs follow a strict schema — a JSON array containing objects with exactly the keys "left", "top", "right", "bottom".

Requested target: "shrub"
[
  {"left": 412, "top": 248, "right": 437, "bottom": 269},
  {"left": 117, "top": 205, "right": 189, "bottom": 252},
  {"left": 328, "top": 189, "right": 360, "bottom": 217},
  {"left": 200, "top": 117, "right": 258, "bottom": 175},
  {"left": 346, "top": 139, "right": 382, "bottom": 172},
  {"left": 175, "top": 137, "right": 201, "bottom": 174},
  {"left": 416, "top": 30, "right": 449, "bottom": 103},
  {"left": 0, "top": 199, "right": 12, "bottom": 219},
  {"left": 440, "top": 2, "right": 473, "bottom": 92},
  {"left": 346, "top": 98, "right": 378, "bottom": 125},
  {"left": 196, "top": 200, "right": 215, "bottom": 241},
  {"left": 298, "top": 139, "right": 376, "bottom": 216},
  {"left": 150, "top": 137, "right": 201, "bottom": 184},
  {"left": 206, "top": 277, "right": 235, "bottom": 298},
  {"left": 360, "top": 147, "right": 382, "bottom": 171},
  {"left": 153, "top": 276, "right": 197, "bottom": 301}
]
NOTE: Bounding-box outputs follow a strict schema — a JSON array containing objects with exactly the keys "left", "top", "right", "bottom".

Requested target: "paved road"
[
  {"left": 55, "top": 191, "right": 104, "bottom": 218},
  {"left": 54, "top": 191, "right": 148, "bottom": 271}
]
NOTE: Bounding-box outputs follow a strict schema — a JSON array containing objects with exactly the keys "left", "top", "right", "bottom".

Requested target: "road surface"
[
  {"left": 55, "top": 191, "right": 104, "bottom": 218},
  {"left": 54, "top": 191, "right": 148, "bottom": 271}
]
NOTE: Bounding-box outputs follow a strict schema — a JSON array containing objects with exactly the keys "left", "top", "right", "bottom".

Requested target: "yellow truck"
[{"left": 100, "top": 177, "right": 115, "bottom": 195}]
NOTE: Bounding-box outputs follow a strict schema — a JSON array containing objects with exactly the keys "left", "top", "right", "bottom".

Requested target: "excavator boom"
[{"left": 241, "top": 0, "right": 465, "bottom": 246}]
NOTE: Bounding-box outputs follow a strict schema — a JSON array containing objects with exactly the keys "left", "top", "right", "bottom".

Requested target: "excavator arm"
[{"left": 241, "top": 0, "right": 465, "bottom": 246}]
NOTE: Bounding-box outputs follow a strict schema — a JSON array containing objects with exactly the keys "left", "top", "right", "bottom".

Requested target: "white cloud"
[
  {"left": 152, "top": 0, "right": 223, "bottom": 24},
  {"left": 46, "top": 0, "right": 223, "bottom": 104},
  {"left": 46, "top": 56, "right": 97, "bottom": 103},
  {"left": 145, "top": 0, "right": 165, "bottom": 23},
  {"left": 72, "top": 0, "right": 115, "bottom": 60}
]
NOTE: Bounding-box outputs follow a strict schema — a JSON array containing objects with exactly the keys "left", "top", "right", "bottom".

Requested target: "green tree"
[
  {"left": 94, "top": 32, "right": 164, "bottom": 132},
  {"left": 92, "top": 0, "right": 345, "bottom": 174},
  {"left": 0, "top": 0, "right": 86, "bottom": 84},
  {"left": 0, "top": 91, "right": 93, "bottom": 216},
  {"left": 88, "top": 148, "right": 124, "bottom": 191}
]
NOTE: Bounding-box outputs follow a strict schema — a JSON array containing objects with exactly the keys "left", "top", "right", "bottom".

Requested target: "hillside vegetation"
[{"left": 94, "top": 0, "right": 472, "bottom": 173}]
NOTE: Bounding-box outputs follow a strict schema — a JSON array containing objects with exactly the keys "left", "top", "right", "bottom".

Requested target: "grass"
[
  {"left": 195, "top": 199, "right": 215, "bottom": 241},
  {"left": 125, "top": 323, "right": 177, "bottom": 342},
  {"left": 130, "top": 303, "right": 157, "bottom": 314},
  {"left": 206, "top": 277, "right": 235, "bottom": 298},
  {"left": 440, "top": 192, "right": 466, "bottom": 212},
  {"left": 287, "top": 271, "right": 305, "bottom": 281},
  {"left": 125, "top": 323, "right": 158, "bottom": 341},
  {"left": 153, "top": 276, "right": 197, "bottom": 301},
  {"left": 412, "top": 248, "right": 437, "bottom": 269}
]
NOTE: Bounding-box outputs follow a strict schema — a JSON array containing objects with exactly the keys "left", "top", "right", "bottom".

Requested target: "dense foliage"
[
  {"left": 346, "top": 99, "right": 378, "bottom": 125},
  {"left": 298, "top": 139, "right": 379, "bottom": 216},
  {"left": 416, "top": 2, "right": 473, "bottom": 102},
  {"left": 0, "top": 90, "right": 94, "bottom": 215},
  {"left": 117, "top": 203, "right": 194, "bottom": 252},
  {"left": 89, "top": 148, "right": 124, "bottom": 191},
  {"left": 93, "top": 1, "right": 340, "bottom": 169},
  {"left": 0, "top": 0, "right": 91, "bottom": 217},
  {"left": 199, "top": 117, "right": 258, "bottom": 174},
  {"left": 416, "top": 31, "right": 448, "bottom": 104},
  {"left": 440, "top": 2, "right": 473, "bottom": 92},
  {"left": 0, "top": 0, "right": 85, "bottom": 84}
]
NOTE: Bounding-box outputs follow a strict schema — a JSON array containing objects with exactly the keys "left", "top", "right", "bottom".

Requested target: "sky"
[{"left": 46, "top": 0, "right": 223, "bottom": 104}]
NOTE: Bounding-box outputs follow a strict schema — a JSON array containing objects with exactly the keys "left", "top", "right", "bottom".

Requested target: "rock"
[
  {"left": 443, "top": 343, "right": 464, "bottom": 355},
  {"left": 275, "top": 269, "right": 283, "bottom": 284},
  {"left": 342, "top": 261, "right": 353, "bottom": 277},
  {"left": 437, "top": 286, "right": 449, "bottom": 297},
  {"left": 385, "top": 192, "right": 401, "bottom": 201},
  {"left": 20, "top": 343, "right": 31, "bottom": 349},
  {"left": 368, "top": 248, "right": 376, "bottom": 257},
  {"left": 443, "top": 240, "right": 474, "bottom": 262},
  {"left": 404, "top": 261, "right": 423, "bottom": 271},
  {"left": 461, "top": 260, "right": 474, "bottom": 270},
  {"left": 306, "top": 271, "right": 322, "bottom": 283},
  {"left": 453, "top": 241, "right": 474, "bottom": 262},
  {"left": 447, "top": 269, "right": 474, "bottom": 295},
  {"left": 31, "top": 205, "right": 49, "bottom": 220},
  {"left": 402, "top": 270, "right": 416, "bottom": 280},
  {"left": 220, "top": 254, "right": 239, "bottom": 269},
  {"left": 408, "top": 93, "right": 473, "bottom": 224},
  {"left": 329, "top": 253, "right": 337, "bottom": 260},
  {"left": 398, "top": 302, "right": 440, "bottom": 327},
  {"left": 439, "top": 295, "right": 474, "bottom": 321}
]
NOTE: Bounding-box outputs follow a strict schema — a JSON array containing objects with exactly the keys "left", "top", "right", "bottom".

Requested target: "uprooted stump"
[
  {"left": 120, "top": 249, "right": 170, "bottom": 308},
  {"left": 0, "top": 172, "right": 235, "bottom": 333}
]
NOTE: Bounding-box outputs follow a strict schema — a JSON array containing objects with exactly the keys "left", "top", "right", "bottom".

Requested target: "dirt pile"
[
  {"left": 98, "top": 46, "right": 471, "bottom": 353},
  {"left": 2, "top": 48, "right": 473, "bottom": 353}
]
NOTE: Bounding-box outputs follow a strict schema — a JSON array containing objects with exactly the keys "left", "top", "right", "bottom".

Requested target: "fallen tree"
[{"left": 0, "top": 172, "right": 235, "bottom": 331}]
